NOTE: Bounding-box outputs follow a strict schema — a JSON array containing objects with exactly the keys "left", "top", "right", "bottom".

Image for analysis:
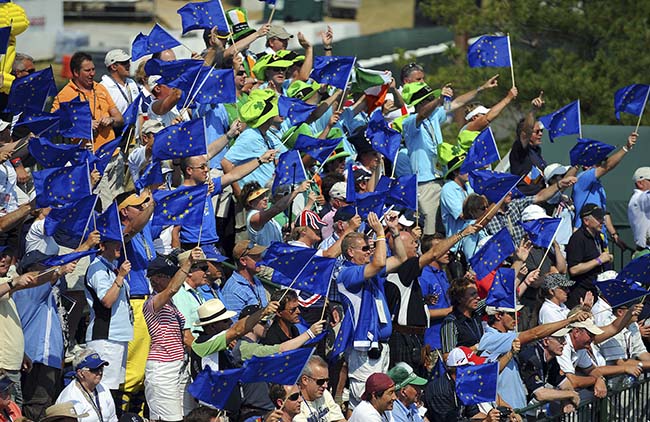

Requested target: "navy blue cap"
[
  {"left": 75, "top": 352, "right": 110, "bottom": 371},
  {"left": 147, "top": 255, "right": 179, "bottom": 277},
  {"left": 0, "top": 375, "right": 13, "bottom": 392},
  {"left": 201, "top": 244, "right": 227, "bottom": 263}
]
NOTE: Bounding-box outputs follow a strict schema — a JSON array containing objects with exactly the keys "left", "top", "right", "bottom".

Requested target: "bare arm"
[
  {"left": 518, "top": 311, "right": 589, "bottom": 345},
  {"left": 466, "top": 87, "right": 518, "bottom": 132},
  {"left": 226, "top": 301, "right": 279, "bottom": 344},
  {"left": 419, "top": 224, "right": 479, "bottom": 269},
  {"left": 100, "top": 261, "right": 131, "bottom": 308},
  {"left": 220, "top": 157, "right": 241, "bottom": 198},
  {"left": 150, "top": 250, "right": 197, "bottom": 312},
  {"left": 533, "top": 175, "right": 576, "bottom": 203},
  {"left": 221, "top": 150, "right": 277, "bottom": 188},
  {"left": 594, "top": 133, "right": 636, "bottom": 178},
  {"left": 449, "top": 75, "right": 499, "bottom": 112},
  {"left": 363, "top": 212, "right": 387, "bottom": 279},
  {"left": 415, "top": 93, "right": 445, "bottom": 126},
  {"left": 151, "top": 89, "right": 182, "bottom": 116},
  {"left": 122, "top": 191, "right": 154, "bottom": 241},
  {"left": 594, "top": 305, "right": 640, "bottom": 344},
  {"left": 249, "top": 181, "right": 309, "bottom": 230},
  {"left": 385, "top": 215, "right": 407, "bottom": 273},
  {"left": 0, "top": 203, "right": 33, "bottom": 232},
  {"left": 296, "top": 33, "right": 313, "bottom": 82}
]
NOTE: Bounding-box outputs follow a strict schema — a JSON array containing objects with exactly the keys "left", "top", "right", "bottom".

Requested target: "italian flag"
[{"left": 351, "top": 67, "right": 392, "bottom": 113}]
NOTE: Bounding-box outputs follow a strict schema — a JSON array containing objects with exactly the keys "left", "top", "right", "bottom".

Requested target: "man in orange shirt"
[
  {"left": 52, "top": 52, "right": 125, "bottom": 209},
  {"left": 0, "top": 374, "right": 21, "bottom": 422}
]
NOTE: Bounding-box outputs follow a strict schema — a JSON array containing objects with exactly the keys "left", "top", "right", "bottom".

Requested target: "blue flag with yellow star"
[
  {"left": 152, "top": 118, "right": 207, "bottom": 160},
  {"left": 121, "top": 92, "right": 145, "bottom": 132},
  {"left": 28, "top": 137, "right": 92, "bottom": 169},
  {"left": 241, "top": 347, "right": 314, "bottom": 385},
  {"left": 310, "top": 56, "right": 356, "bottom": 90},
  {"left": 131, "top": 24, "right": 182, "bottom": 61},
  {"left": 42, "top": 249, "right": 99, "bottom": 267},
  {"left": 44, "top": 195, "right": 98, "bottom": 237},
  {"left": 456, "top": 362, "right": 499, "bottom": 405},
  {"left": 328, "top": 304, "right": 353, "bottom": 363},
  {"left": 188, "top": 367, "right": 244, "bottom": 410},
  {"left": 618, "top": 254, "right": 650, "bottom": 286},
  {"left": 468, "top": 170, "right": 523, "bottom": 204},
  {"left": 0, "top": 26, "right": 9, "bottom": 55},
  {"left": 386, "top": 175, "right": 417, "bottom": 210},
  {"left": 460, "top": 127, "right": 500, "bottom": 173},
  {"left": 135, "top": 161, "right": 164, "bottom": 193},
  {"left": 152, "top": 184, "right": 208, "bottom": 229},
  {"left": 596, "top": 278, "right": 649, "bottom": 308},
  {"left": 569, "top": 138, "right": 615, "bottom": 167},
  {"left": 6, "top": 67, "right": 58, "bottom": 114},
  {"left": 354, "top": 189, "right": 387, "bottom": 219},
  {"left": 366, "top": 109, "right": 401, "bottom": 162},
  {"left": 614, "top": 84, "right": 650, "bottom": 121},
  {"left": 15, "top": 111, "right": 61, "bottom": 137},
  {"left": 278, "top": 96, "right": 317, "bottom": 125},
  {"left": 345, "top": 160, "right": 356, "bottom": 203},
  {"left": 177, "top": 0, "right": 229, "bottom": 34},
  {"left": 92, "top": 135, "right": 123, "bottom": 176},
  {"left": 33, "top": 163, "right": 92, "bottom": 208},
  {"left": 271, "top": 150, "right": 307, "bottom": 194},
  {"left": 486, "top": 267, "right": 516, "bottom": 309},
  {"left": 538, "top": 100, "right": 581, "bottom": 142},
  {"left": 167, "top": 66, "right": 236, "bottom": 106},
  {"left": 58, "top": 98, "right": 93, "bottom": 140},
  {"left": 519, "top": 217, "right": 561, "bottom": 248},
  {"left": 96, "top": 202, "right": 123, "bottom": 242},
  {"left": 145, "top": 58, "right": 204, "bottom": 85},
  {"left": 258, "top": 242, "right": 337, "bottom": 297},
  {"left": 468, "top": 227, "right": 515, "bottom": 280},
  {"left": 294, "top": 134, "right": 341, "bottom": 164},
  {"left": 467, "top": 35, "right": 511, "bottom": 68}
]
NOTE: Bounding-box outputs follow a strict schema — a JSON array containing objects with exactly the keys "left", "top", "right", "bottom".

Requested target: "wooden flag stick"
[
  {"left": 635, "top": 88, "right": 650, "bottom": 133},
  {"left": 536, "top": 225, "right": 561, "bottom": 271},
  {"left": 319, "top": 273, "right": 335, "bottom": 321},
  {"left": 267, "top": 4, "right": 277, "bottom": 25}
]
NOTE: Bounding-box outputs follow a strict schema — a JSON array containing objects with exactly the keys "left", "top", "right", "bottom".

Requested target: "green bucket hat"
[
  {"left": 287, "top": 80, "right": 321, "bottom": 101},
  {"left": 276, "top": 50, "right": 305, "bottom": 64},
  {"left": 402, "top": 82, "right": 441, "bottom": 107},
  {"left": 226, "top": 8, "right": 256, "bottom": 42},
  {"left": 324, "top": 141, "right": 351, "bottom": 164},
  {"left": 239, "top": 89, "right": 279, "bottom": 128},
  {"left": 252, "top": 53, "right": 294, "bottom": 82},
  {"left": 281, "top": 123, "right": 314, "bottom": 149},
  {"left": 438, "top": 142, "right": 467, "bottom": 179},
  {"left": 391, "top": 115, "right": 408, "bottom": 134}
]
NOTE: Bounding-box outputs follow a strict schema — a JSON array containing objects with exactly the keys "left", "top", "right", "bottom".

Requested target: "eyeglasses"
[
  {"left": 286, "top": 392, "right": 300, "bottom": 401},
  {"left": 352, "top": 245, "right": 371, "bottom": 252},
  {"left": 283, "top": 306, "right": 299, "bottom": 314},
  {"left": 192, "top": 264, "right": 209, "bottom": 272},
  {"left": 88, "top": 367, "right": 104, "bottom": 375},
  {"left": 236, "top": 71, "right": 247, "bottom": 76},
  {"left": 549, "top": 336, "right": 567, "bottom": 345},
  {"left": 190, "top": 163, "right": 209, "bottom": 170},
  {"left": 306, "top": 375, "right": 329, "bottom": 386},
  {"left": 22, "top": 68, "right": 36, "bottom": 75},
  {"left": 240, "top": 240, "right": 255, "bottom": 258},
  {"left": 534, "top": 128, "right": 544, "bottom": 134}
]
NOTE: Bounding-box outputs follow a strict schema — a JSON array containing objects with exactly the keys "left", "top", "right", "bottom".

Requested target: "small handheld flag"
[
  {"left": 468, "top": 227, "right": 515, "bottom": 280},
  {"left": 538, "top": 100, "right": 581, "bottom": 142},
  {"left": 569, "top": 138, "right": 616, "bottom": 167},
  {"left": 467, "top": 35, "right": 512, "bottom": 68},
  {"left": 460, "top": 127, "right": 500, "bottom": 173},
  {"left": 614, "top": 84, "right": 650, "bottom": 122},
  {"left": 310, "top": 56, "right": 356, "bottom": 90},
  {"left": 456, "top": 362, "right": 499, "bottom": 405}
]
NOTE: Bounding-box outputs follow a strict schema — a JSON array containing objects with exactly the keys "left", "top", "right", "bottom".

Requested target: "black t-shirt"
[
  {"left": 263, "top": 320, "right": 300, "bottom": 345},
  {"left": 517, "top": 342, "right": 565, "bottom": 401},
  {"left": 510, "top": 138, "right": 546, "bottom": 196},
  {"left": 565, "top": 226, "right": 611, "bottom": 293},
  {"left": 423, "top": 376, "right": 480, "bottom": 422},
  {"left": 521, "top": 247, "right": 557, "bottom": 306},
  {"left": 384, "top": 257, "right": 427, "bottom": 327}
]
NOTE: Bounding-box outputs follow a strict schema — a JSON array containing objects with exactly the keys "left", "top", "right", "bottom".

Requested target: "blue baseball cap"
[
  {"left": 75, "top": 353, "right": 109, "bottom": 371},
  {"left": 0, "top": 375, "right": 13, "bottom": 392},
  {"left": 201, "top": 245, "right": 227, "bottom": 263}
]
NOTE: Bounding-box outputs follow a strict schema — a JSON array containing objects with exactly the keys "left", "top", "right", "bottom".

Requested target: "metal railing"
[{"left": 516, "top": 375, "right": 650, "bottom": 421}]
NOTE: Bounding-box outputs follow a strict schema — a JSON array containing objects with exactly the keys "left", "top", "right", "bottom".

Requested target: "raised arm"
[
  {"left": 419, "top": 224, "right": 479, "bottom": 269},
  {"left": 594, "top": 132, "right": 637, "bottom": 179},
  {"left": 449, "top": 74, "right": 499, "bottom": 112},
  {"left": 518, "top": 311, "right": 590, "bottom": 345},
  {"left": 221, "top": 150, "right": 277, "bottom": 188},
  {"left": 363, "top": 212, "right": 387, "bottom": 278},
  {"left": 296, "top": 33, "right": 313, "bottom": 82},
  {"left": 385, "top": 214, "right": 408, "bottom": 273},
  {"left": 226, "top": 301, "right": 279, "bottom": 344},
  {"left": 466, "top": 87, "right": 518, "bottom": 132},
  {"left": 150, "top": 249, "right": 197, "bottom": 312},
  {"left": 415, "top": 86, "right": 448, "bottom": 126},
  {"left": 249, "top": 181, "right": 309, "bottom": 230}
]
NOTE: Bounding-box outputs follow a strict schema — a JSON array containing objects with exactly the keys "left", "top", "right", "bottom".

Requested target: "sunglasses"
[
  {"left": 306, "top": 376, "right": 329, "bottom": 386},
  {"left": 283, "top": 306, "right": 299, "bottom": 314},
  {"left": 88, "top": 367, "right": 104, "bottom": 375},
  {"left": 190, "top": 163, "right": 209, "bottom": 170},
  {"left": 550, "top": 336, "right": 567, "bottom": 345},
  {"left": 353, "top": 245, "right": 371, "bottom": 252},
  {"left": 286, "top": 392, "right": 300, "bottom": 401},
  {"left": 534, "top": 128, "right": 544, "bottom": 134},
  {"left": 192, "top": 264, "right": 209, "bottom": 272}
]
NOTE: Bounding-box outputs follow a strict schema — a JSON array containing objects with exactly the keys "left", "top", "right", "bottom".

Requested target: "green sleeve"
[
  {"left": 239, "top": 342, "right": 281, "bottom": 361},
  {"left": 191, "top": 331, "right": 227, "bottom": 357}
]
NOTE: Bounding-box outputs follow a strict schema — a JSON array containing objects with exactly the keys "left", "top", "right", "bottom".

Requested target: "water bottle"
[{"left": 443, "top": 95, "right": 452, "bottom": 112}]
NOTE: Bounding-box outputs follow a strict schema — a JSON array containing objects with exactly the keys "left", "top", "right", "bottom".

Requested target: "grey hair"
[
  {"left": 72, "top": 347, "right": 98, "bottom": 370},
  {"left": 12, "top": 53, "right": 34, "bottom": 73},
  {"left": 302, "top": 355, "right": 328, "bottom": 378}
]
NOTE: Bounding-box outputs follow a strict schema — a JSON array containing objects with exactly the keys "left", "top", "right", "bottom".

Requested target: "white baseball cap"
[
  {"left": 633, "top": 167, "right": 650, "bottom": 183},
  {"left": 543, "top": 163, "right": 570, "bottom": 183},
  {"left": 104, "top": 49, "right": 131, "bottom": 67},
  {"left": 465, "top": 105, "right": 491, "bottom": 121}
]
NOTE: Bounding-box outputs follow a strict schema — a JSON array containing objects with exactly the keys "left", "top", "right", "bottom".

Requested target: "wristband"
[
  {"left": 375, "top": 236, "right": 386, "bottom": 241},
  {"left": 180, "top": 269, "right": 190, "bottom": 276},
  {"left": 476, "top": 86, "right": 483, "bottom": 93},
  {"left": 306, "top": 329, "right": 315, "bottom": 339},
  {"left": 612, "top": 232, "right": 619, "bottom": 237},
  {"left": 623, "top": 146, "right": 629, "bottom": 152},
  {"left": 10, "top": 158, "right": 21, "bottom": 168},
  {"left": 257, "top": 157, "right": 264, "bottom": 166},
  {"left": 323, "top": 46, "right": 332, "bottom": 51},
  {"left": 7, "top": 279, "right": 14, "bottom": 289},
  {"left": 596, "top": 257, "right": 602, "bottom": 265},
  {"left": 115, "top": 281, "right": 123, "bottom": 289}
]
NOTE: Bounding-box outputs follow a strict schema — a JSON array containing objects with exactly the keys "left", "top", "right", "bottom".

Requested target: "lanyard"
[
  {"left": 77, "top": 380, "right": 103, "bottom": 422},
  {"left": 108, "top": 76, "right": 133, "bottom": 104},
  {"left": 72, "top": 82, "right": 98, "bottom": 120}
]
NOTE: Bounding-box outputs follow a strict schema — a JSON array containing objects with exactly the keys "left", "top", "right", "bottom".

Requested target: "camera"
[{"left": 497, "top": 406, "right": 512, "bottom": 421}]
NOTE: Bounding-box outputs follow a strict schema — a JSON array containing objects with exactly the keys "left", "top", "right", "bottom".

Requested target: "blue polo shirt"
[
  {"left": 122, "top": 224, "right": 155, "bottom": 296},
  {"left": 402, "top": 107, "right": 447, "bottom": 182},
  {"left": 440, "top": 180, "right": 472, "bottom": 251},
  {"left": 196, "top": 103, "right": 230, "bottom": 170},
  {"left": 392, "top": 397, "right": 423, "bottom": 422},
  {"left": 224, "top": 127, "right": 287, "bottom": 188},
  {"left": 572, "top": 168, "right": 607, "bottom": 228},
  {"left": 419, "top": 266, "right": 450, "bottom": 350},
  {"left": 221, "top": 272, "right": 268, "bottom": 321},
  {"left": 179, "top": 178, "right": 222, "bottom": 245}
]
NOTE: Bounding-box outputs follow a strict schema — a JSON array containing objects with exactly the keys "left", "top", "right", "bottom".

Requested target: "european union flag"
[
  {"left": 152, "top": 118, "right": 207, "bottom": 160},
  {"left": 345, "top": 160, "right": 356, "bottom": 203},
  {"left": 144, "top": 58, "right": 204, "bottom": 86},
  {"left": 468, "top": 227, "right": 515, "bottom": 280},
  {"left": 355, "top": 190, "right": 386, "bottom": 219},
  {"left": 131, "top": 24, "right": 182, "bottom": 61},
  {"left": 366, "top": 109, "right": 401, "bottom": 162},
  {"left": 278, "top": 96, "right": 317, "bottom": 125},
  {"left": 96, "top": 202, "right": 123, "bottom": 242},
  {"left": 614, "top": 84, "right": 650, "bottom": 121},
  {"left": 44, "top": 195, "right": 98, "bottom": 237},
  {"left": 597, "top": 278, "right": 650, "bottom": 308},
  {"left": 460, "top": 127, "right": 500, "bottom": 173},
  {"left": 328, "top": 306, "right": 353, "bottom": 363},
  {"left": 569, "top": 138, "right": 616, "bottom": 167},
  {"left": 310, "top": 56, "right": 356, "bottom": 90},
  {"left": 28, "top": 137, "right": 91, "bottom": 168},
  {"left": 468, "top": 170, "right": 523, "bottom": 204},
  {"left": 486, "top": 267, "right": 516, "bottom": 309},
  {"left": 519, "top": 217, "right": 561, "bottom": 248},
  {"left": 135, "top": 161, "right": 164, "bottom": 193},
  {"left": 121, "top": 92, "right": 145, "bottom": 131},
  {"left": 6, "top": 67, "right": 57, "bottom": 114},
  {"left": 538, "top": 100, "right": 581, "bottom": 142},
  {"left": 294, "top": 134, "right": 341, "bottom": 164},
  {"left": 152, "top": 184, "right": 208, "bottom": 228},
  {"left": 15, "top": 111, "right": 60, "bottom": 138},
  {"left": 456, "top": 362, "right": 499, "bottom": 405},
  {"left": 33, "top": 164, "right": 92, "bottom": 208},
  {"left": 178, "top": 0, "right": 229, "bottom": 34},
  {"left": 168, "top": 67, "right": 236, "bottom": 106},
  {"left": 42, "top": 249, "right": 99, "bottom": 267},
  {"left": 259, "top": 242, "right": 336, "bottom": 296},
  {"left": 271, "top": 150, "right": 307, "bottom": 194},
  {"left": 92, "top": 135, "right": 122, "bottom": 175},
  {"left": 241, "top": 347, "right": 314, "bottom": 385},
  {"left": 467, "top": 35, "right": 511, "bottom": 68},
  {"left": 188, "top": 367, "right": 244, "bottom": 410},
  {"left": 618, "top": 254, "right": 650, "bottom": 286},
  {"left": 0, "top": 26, "right": 10, "bottom": 54},
  {"left": 386, "top": 175, "right": 417, "bottom": 210},
  {"left": 58, "top": 99, "right": 93, "bottom": 139}
]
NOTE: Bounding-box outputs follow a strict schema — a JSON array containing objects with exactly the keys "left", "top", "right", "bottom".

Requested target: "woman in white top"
[
  {"left": 56, "top": 349, "right": 117, "bottom": 422},
  {"left": 538, "top": 273, "right": 576, "bottom": 324}
]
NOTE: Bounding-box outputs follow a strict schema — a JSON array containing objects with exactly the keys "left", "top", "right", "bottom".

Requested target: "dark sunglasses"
[
  {"left": 88, "top": 367, "right": 104, "bottom": 375},
  {"left": 283, "top": 306, "right": 299, "bottom": 314},
  {"left": 237, "top": 71, "right": 247, "bottom": 76},
  {"left": 286, "top": 392, "right": 300, "bottom": 401},
  {"left": 354, "top": 245, "right": 371, "bottom": 252},
  {"left": 534, "top": 128, "right": 544, "bottom": 134},
  {"left": 192, "top": 264, "right": 209, "bottom": 272},
  {"left": 309, "top": 376, "right": 329, "bottom": 386},
  {"left": 23, "top": 68, "right": 36, "bottom": 75}
]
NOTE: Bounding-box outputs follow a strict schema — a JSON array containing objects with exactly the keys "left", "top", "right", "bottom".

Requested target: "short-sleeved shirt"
[
  {"left": 179, "top": 178, "right": 222, "bottom": 245},
  {"left": 572, "top": 168, "right": 606, "bottom": 227},
  {"left": 402, "top": 108, "right": 447, "bottom": 182},
  {"left": 384, "top": 257, "right": 427, "bottom": 327},
  {"left": 172, "top": 282, "right": 205, "bottom": 332},
  {"left": 420, "top": 266, "right": 451, "bottom": 350},
  {"left": 263, "top": 320, "right": 299, "bottom": 345},
  {"left": 517, "top": 342, "right": 565, "bottom": 401},
  {"left": 391, "top": 399, "right": 422, "bottom": 422},
  {"left": 52, "top": 81, "right": 117, "bottom": 149},
  {"left": 85, "top": 256, "right": 133, "bottom": 342},
  {"left": 100, "top": 75, "right": 140, "bottom": 115},
  {"left": 0, "top": 278, "right": 24, "bottom": 370},
  {"left": 599, "top": 322, "right": 647, "bottom": 362},
  {"left": 440, "top": 180, "right": 471, "bottom": 248},
  {"left": 509, "top": 139, "right": 546, "bottom": 196},
  {"left": 196, "top": 103, "right": 231, "bottom": 170},
  {"left": 565, "top": 226, "right": 611, "bottom": 293},
  {"left": 294, "top": 389, "right": 345, "bottom": 422},
  {"left": 538, "top": 299, "right": 568, "bottom": 324},
  {"left": 221, "top": 272, "right": 268, "bottom": 321},
  {"left": 122, "top": 224, "right": 155, "bottom": 296},
  {"left": 485, "top": 196, "right": 535, "bottom": 245},
  {"left": 224, "top": 127, "right": 287, "bottom": 187},
  {"left": 55, "top": 380, "right": 117, "bottom": 422},
  {"left": 555, "top": 335, "right": 593, "bottom": 374},
  {"left": 628, "top": 188, "right": 650, "bottom": 248},
  {"left": 246, "top": 209, "right": 283, "bottom": 247},
  {"left": 143, "top": 294, "right": 186, "bottom": 362}
]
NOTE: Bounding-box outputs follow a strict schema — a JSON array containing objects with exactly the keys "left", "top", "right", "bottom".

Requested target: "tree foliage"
[{"left": 418, "top": 0, "right": 650, "bottom": 127}]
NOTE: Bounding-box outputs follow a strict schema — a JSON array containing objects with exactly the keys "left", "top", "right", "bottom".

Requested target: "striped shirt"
[{"left": 143, "top": 295, "right": 186, "bottom": 362}]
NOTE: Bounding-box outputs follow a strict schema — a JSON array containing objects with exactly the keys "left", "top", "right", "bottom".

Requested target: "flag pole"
[
  {"left": 260, "top": 254, "right": 317, "bottom": 321},
  {"left": 179, "top": 62, "right": 219, "bottom": 116},
  {"left": 634, "top": 88, "right": 650, "bottom": 133},
  {"left": 390, "top": 149, "right": 399, "bottom": 178},
  {"left": 414, "top": 161, "right": 419, "bottom": 228},
  {"left": 535, "top": 225, "right": 561, "bottom": 271},
  {"left": 319, "top": 272, "right": 334, "bottom": 321},
  {"left": 116, "top": 200, "right": 132, "bottom": 284},
  {"left": 577, "top": 99, "right": 583, "bottom": 138},
  {"left": 336, "top": 57, "right": 357, "bottom": 112},
  {"left": 506, "top": 34, "right": 515, "bottom": 88},
  {"left": 76, "top": 196, "right": 100, "bottom": 249},
  {"left": 267, "top": 4, "right": 277, "bottom": 25}
]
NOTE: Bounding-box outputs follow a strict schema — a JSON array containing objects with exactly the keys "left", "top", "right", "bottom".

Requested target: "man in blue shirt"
[
  {"left": 387, "top": 362, "right": 428, "bottom": 422},
  {"left": 221, "top": 240, "right": 269, "bottom": 320}
]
